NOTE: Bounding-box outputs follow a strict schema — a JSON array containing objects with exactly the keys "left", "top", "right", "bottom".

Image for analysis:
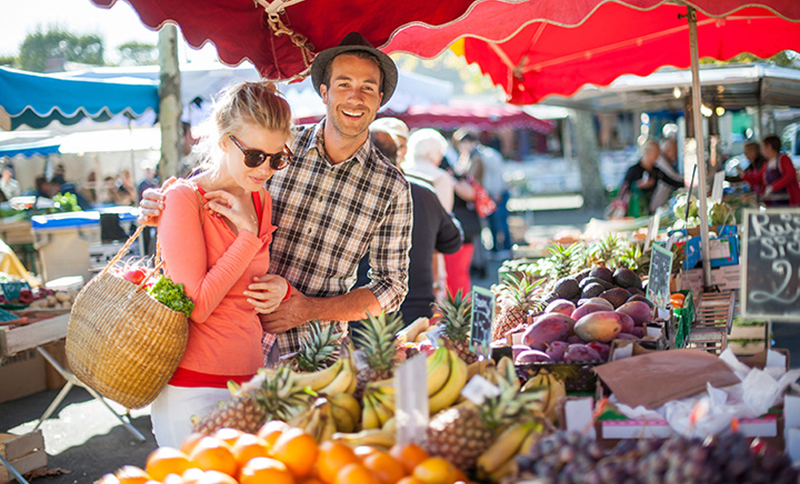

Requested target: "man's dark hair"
[
  {"left": 370, "top": 131, "right": 397, "bottom": 165},
  {"left": 321, "top": 51, "right": 384, "bottom": 92},
  {"left": 762, "top": 135, "right": 782, "bottom": 153}
]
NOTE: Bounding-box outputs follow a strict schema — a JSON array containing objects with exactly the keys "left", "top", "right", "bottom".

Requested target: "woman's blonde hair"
[{"left": 195, "top": 80, "right": 292, "bottom": 174}]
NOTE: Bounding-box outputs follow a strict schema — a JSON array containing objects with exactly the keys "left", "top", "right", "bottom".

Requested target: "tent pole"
[{"left": 687, "top": 6, "right": 713, "bottom": 289}]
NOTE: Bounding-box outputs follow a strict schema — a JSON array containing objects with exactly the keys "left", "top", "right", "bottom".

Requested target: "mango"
[
  {"left": 571, "top": 303, "right": 610, "bottom": 321},
  {"left": 545, "top": 341, "right": 569, "bottom": 362},
  {"left": 586, "top": 342, "right": 610, "bottom": 360},
  {"left": 522, "top": 314, "right": 570, "bottom": 350},
  {"left": 631, "top": 327, "right": 645, "bottom": 338},
  {"left": 512, "top": 344, "right": 531, "bottom": 360},
  {"left": 579, "top": 297, "right": 614, "bottom": 310},
  {"left": 564, "top": 344, "right": 602, "bottom": 363},
  {"left": 616, "top": 301, "right": 652, "bottom": 326},
  {"left": 615, "top": 333, "right": 638, "bottom": 341},
  {"left": 574, "top": 311, "right": 622, "bottom": 343},
  {"left": 545, "top": 299, "right": 576, "bottom": 317},
  {"left": 617, "top": 312, "right": 635, "bottom": 333},
  {"left": 515, "top": 349, "right": 554, "bottom": 364}
]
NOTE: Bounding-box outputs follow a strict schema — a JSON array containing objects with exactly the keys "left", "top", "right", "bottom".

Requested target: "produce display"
[{"left": 517, "top": 431, "right": 798, "bottom": 484}]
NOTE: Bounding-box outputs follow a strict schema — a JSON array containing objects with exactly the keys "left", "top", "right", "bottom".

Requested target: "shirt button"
[
  {"left": 308, "top": 228, "right": 312, "bottom": 234},
  {"left": 319, "top": 196, "right": 323, "bottom": 202}
]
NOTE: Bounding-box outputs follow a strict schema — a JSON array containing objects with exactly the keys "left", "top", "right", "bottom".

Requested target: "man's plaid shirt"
[{"left": 263, "top": 121, "right": 413, "bottom": 356}]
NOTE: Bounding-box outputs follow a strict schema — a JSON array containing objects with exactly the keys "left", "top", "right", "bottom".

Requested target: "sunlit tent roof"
[{"left": 0, "top": 67, "right": 159, "bottom": 131}]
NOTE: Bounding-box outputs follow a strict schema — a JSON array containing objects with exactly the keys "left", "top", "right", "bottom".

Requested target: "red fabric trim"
[
  {"left": 195, "top": 185, "right": 265, "bottom": 226},
  {"left": 169, "top": 367, "right": 256, "bottom": 388}
]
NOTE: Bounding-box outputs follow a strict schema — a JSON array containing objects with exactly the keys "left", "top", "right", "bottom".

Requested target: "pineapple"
[
  {"left": 433, "top": 290, "right": 477, "bottom": 364},
  {"left": 291, "top": 320, "right": 342, "bottom": 372},
  {"left": 192, "top": 366, "right": 310, "bottom": 434},
  {"left": 547, "top": 242, "right": 581, "bottom": 280},
  {"left": 591, "top": 233, "right": 624, "bottom": 269},
  {"left": 424, "top": 386, "right": 543, "bottom": 470},
  {"left": 352, "top": 312, "right": 405, "bottom": 398},
  {"left": 493, "top": 273, "right": 545, "bottom": 341}
]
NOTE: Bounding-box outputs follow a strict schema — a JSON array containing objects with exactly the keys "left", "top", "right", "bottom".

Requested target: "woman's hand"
[
  {"left": 137, "top": 177, "right": 176, "bottom": 225},
  {"left": 203, "top": 190, "right": 258, "bottom": 235},
  {"left": 244, "top": 275, "right": 289, "bottom": 314}
]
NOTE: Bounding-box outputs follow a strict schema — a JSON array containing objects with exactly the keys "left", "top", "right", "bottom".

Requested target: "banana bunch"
[
  {"left": 427, "top": 347, "right": 468, "bottom": 415},
  {"left": 329, "top": 393, "right": 361, "bottom": 433},
  {"left": 476, "top": 420, "right": 545, "bottom": 482},
  {"left": 292, "top": 352, "right": 358, "bottom": 396},
  {"left": 289, "top": 398, "right": 339, "bottom": 443},
  {"left": 361, "top": 387, "right": 395, "bottom": 430},
  {"left": 333, "top": 429, "right": 396, "bottom": 449},
  {"left": 521, "top": 369, "right": 566, "bottom": 423}
]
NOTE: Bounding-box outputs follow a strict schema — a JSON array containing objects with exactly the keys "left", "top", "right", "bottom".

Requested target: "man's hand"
[
  {"left": 260, "top": 291, "right": 313, "bottom": 333},
  {"left": 245, "top": 275, "right": 289, "bottom": 314},
  {"left": 137, "top": 177, "right": 176, "bottom": 225}
]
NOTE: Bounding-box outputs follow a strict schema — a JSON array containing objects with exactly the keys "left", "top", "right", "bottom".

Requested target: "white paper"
[
  {"left": 711, "top": 171, "right": 726, "bottom": 203},
  {"left": 564, "top": 398, "right": 596, "bottom": 439},
  {"left": 396, "top": 354, "right": 429, "bottom": 447},
  {"left": 766, "top": 348, "right": 786, "bottom": 370},
  {"left": 786, "top": 428, "right": 800, "bottom": 465},
  {"left": 785, "top": 395, "right": 800, "bottom": 429},
  {"left": 511, "top": 332, "right": 524, "bottom": 346},
  {"left": 460, "top": 375, "right": 501, "bottom": 406}
]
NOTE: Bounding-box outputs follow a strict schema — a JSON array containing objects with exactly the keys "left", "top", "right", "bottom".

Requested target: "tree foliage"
[
  {"left": 117, "top": 41, "right": 157, "bottom": 66},
  {"left": 18, "top": 26, "right": 105, "bottom": 72},
  {"left": 0, "top": 55, "right": 16, "bottom": 67},
  {"left": 701, "top": 50, "right": 800, "bottom": 69}
]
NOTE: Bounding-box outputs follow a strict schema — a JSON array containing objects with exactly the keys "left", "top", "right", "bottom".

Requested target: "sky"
[{"left": 0, "top": 0, "right": 221, "bottom": 64}]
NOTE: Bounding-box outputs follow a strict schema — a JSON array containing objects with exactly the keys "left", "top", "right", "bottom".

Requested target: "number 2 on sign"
[{"left": 750, "top": 260, "right": 800, "bottom": 305}]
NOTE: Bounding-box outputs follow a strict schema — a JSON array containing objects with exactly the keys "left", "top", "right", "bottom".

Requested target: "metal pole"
[
  {"left": 158, "top": 25, "right": 183, "bottom": 180},
  {"left": 687, "top": 7, "right": 713, "bottom": 288}
]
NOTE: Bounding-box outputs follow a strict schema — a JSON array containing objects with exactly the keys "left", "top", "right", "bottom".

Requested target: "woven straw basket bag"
[{"left": 66, "top": 226, "right": 188, "bottom": 409}]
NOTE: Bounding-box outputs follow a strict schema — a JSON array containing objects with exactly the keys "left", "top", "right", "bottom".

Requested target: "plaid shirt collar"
[{"left": 295, "top": 119, "right": 372, "bottom": 168}]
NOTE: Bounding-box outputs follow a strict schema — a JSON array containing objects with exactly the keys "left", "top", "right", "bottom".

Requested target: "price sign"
[
  {"left": 647, "top": 244, "right": 674, "bottom": 310},
  {"left": 470, "top": 286, "right": 495, "bottom": 359},
  {"left": 741, "top": 208, "right": 800, "bottom": 322},
  {"left": 396, "top": 353, "right": 429, "bottom": 447}
]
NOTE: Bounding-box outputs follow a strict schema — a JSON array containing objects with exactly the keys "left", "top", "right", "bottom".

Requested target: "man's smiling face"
[{"left": 320, "top": 53, "right": 383, "bottom": 141}]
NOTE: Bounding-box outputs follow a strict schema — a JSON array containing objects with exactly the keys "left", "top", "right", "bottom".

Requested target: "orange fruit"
[
  {"left": 270, "top": 428, "right": 318, "bottom": 478},
  {"left": 240, "top": 457, "right": 296, "bottom": 484},
  {"left": 396, "top": 478, "right": 426, "bottom": 484},
  {"left": 363, "top": 451, "right": 407, "bottom": 484},
  {"left": 189, "top": 436, "right": 238, "bottom": 477},
  {"left": 335, "top": 463, "right": 380, "bottom": 484},
  {"left": 353, "top": 446, "right": 380, "bottom": 460},
  {"left": 232, "top": 433, "right": 271, "bottom": 466},
  {"left": 452, "top": 468, "right": 467, "bottom": 483},
  {"left": 196, "top": 470, "right": 239, "bottom": 484},
  {"left": 315, "top": 441, "right": 360, "bottom": 484},
  {"left": 182, "top": 468, "right": 206, "bottom": 484},
  {"left": 412, "top": 458, "right": 457, "bottom": 484},
  {"left": 114, "top": 466, "right": 151, "bottom": 484},
  {"left": 300, "top": 478, "right": 327, "bottom": 484},
  {"left": 146, "top": 447, "right": 194, "bottom": 481},
  {"left": 257, "top": 420, "right": 290, "bottom": 449},
  {"left": 213, "top": 428, "right": 245, "bottom": 447},
  {"left": 181, "top": 432, "right": 207, "bottom": 455},
  {"left": 389, "top": 444, "right": 429, "bottom": 474}
]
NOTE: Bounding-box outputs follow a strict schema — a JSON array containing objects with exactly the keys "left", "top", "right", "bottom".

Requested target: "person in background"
[
  {"left": 137, "top": 161, "right": 160, "bottom": 202},
  {"left": 403, "top": 129, "right": 456, "bottom": 212},
  {"left": 0, "top": 164, "right": 21, "bottom": 201},
  {"left": 371, "top": 117, "right": 409, "bottom": 163},
  {"left": 150, "top": 80, "right": 292, "bottom": 447},
  {"left": 478, "top": 141, "right": 511, "bottom": 256},
  {"left": 620, "top": 139, "right": 682, "bottom": 215},
  {"left": 359, "top": 120, "right": 463, "bottom": 324},
  {"left": 453, "top": 130, "right": 488, "bottom": 279},
  {"left": 649, "top": 137, "right": 685, "bottom": 212},
  {"left": 727, "top": 141, "right": 766, "bottom": 194},
  {"left": 758, "top": 135, "right": 800, "bottom": 206}
]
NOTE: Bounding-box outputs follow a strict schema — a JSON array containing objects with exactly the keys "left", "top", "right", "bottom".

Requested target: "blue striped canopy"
[{"left": 0, "top": 67, "right": 159, "bottom": 131}]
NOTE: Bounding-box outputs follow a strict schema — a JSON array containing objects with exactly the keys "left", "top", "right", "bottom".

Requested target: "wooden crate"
[
  {"left": 0, "top": 313, "right": 70, "bottom": 358},
  {"left": 0, "top": 431, "right": 47, "bottom": 483}
]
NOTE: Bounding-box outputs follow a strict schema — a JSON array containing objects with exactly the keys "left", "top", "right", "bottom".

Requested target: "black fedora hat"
[{"left": 311, "top": 32, "right": 398, "bottom": 107}]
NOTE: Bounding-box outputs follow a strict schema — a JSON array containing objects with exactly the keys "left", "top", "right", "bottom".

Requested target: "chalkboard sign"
[
  {"left": 741, "top": 208, "right": 800, "bottom": 322},
  {"left": 647, "top": 244, "right": 674, "bottom": 310},
  {"left": 470, "top": 286, "right": 495, "bottom": 358}
]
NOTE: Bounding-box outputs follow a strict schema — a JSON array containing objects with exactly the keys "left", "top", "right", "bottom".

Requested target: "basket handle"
[{"left": 101, "top": 225, "right": 147, "bottom": 277}]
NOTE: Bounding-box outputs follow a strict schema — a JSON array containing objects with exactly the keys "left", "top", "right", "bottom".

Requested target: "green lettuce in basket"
[{"left": 148, "top": 276, "right": 194, "bottom": 318}]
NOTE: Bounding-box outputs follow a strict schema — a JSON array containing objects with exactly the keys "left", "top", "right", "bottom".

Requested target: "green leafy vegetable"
[{"left": 148, "top": 276, "right": 195, "bottom": 317}]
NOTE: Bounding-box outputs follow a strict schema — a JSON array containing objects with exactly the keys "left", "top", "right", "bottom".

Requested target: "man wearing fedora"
[{"left": 141, "top": 33, "right": 412, "bottom": 361}]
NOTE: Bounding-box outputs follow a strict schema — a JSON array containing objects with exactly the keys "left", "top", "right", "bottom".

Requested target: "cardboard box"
[
  {"left": 600, "top": 414, "right": 779, "bottom": 440},
  {"left": 0, "top": 349, "right": 47, "bottom": 404},
  {"left": 0, "top": 430, "right": 47, "bottom": 483},
  {"left": 679, "top": 264, "right": 741, "bottom": 296},
  {"left": 42, "top": 339, "right": 68, "bottom": 390}
]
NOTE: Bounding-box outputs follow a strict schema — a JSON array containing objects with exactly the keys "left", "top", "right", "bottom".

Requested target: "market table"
[{"left": 0, "top": 312, "right": 146, "bottom": 439}]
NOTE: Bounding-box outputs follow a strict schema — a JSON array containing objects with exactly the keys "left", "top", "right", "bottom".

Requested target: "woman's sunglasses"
[{"left": 229, "top": 135, "right": 293, "bottom": 170}]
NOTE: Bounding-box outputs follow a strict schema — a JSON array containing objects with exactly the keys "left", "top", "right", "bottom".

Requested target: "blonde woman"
[{"left": 150, "top": 81, "right": 293, "bottom": 447}]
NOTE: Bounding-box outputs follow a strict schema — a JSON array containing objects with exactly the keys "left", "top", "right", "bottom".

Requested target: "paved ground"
[{"left": 1, "top": 207, "right": 797, "bottom": 483}]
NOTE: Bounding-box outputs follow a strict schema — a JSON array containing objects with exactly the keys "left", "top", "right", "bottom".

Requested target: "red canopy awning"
[
  {"left": 90, "top": 0, "right": 477, "bottom": 79},
  {"left": 390, "top": 104, "right": 555, "bottom": 133}
]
